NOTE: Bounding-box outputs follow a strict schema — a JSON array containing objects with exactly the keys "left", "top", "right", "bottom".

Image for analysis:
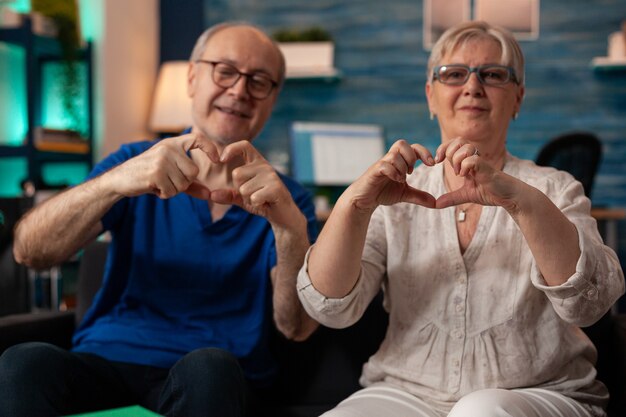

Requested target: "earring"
[
  {"left": 513, "top": 112, "right": 519, "bottom": 120},
  {"left": 430, "top": 112, "right": 435, "bottom": 121}
]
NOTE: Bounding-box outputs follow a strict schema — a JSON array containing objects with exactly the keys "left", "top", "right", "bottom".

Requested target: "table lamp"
[{"left": 149, "top": 61, "right": 193, "bottom": 135}]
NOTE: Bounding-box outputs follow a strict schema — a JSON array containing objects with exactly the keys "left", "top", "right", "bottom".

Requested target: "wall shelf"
[
  {"left": 0, "top": 27, "right": 63, "bottom": 56},
  {"left": 279, "top": 41, "right": 341, "bottom": 83},
  {"left": 0, "top": 15, "right": 93, "bottom": 190},
  {"left": 591, "top": 57, "right": 626, "bottom": 73},
  {"left": 591, "top": 31, "right": 626, "bottom": 73},
  {"left": 285, "top": 70, "right": 342, "bottom": 83},
  {"left": 35, "top": 151, "right": 91, "bottom": 163},
  {"left": 0, "top": 145, "right": 28, "bottom": 158}
]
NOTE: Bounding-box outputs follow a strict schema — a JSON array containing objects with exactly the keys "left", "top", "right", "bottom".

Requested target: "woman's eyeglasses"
[{"left": 432, "top": 64, "right": 519, "bottom": 86}]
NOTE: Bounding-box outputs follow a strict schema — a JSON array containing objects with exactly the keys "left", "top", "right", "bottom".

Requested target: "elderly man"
[{"left": 0, "top": 22, "right": 318, "bottom": 417}]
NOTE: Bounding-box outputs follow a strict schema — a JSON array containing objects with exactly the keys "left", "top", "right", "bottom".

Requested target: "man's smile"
[{"left": 215, "top": 105, "right": 252, "bottom": 119}]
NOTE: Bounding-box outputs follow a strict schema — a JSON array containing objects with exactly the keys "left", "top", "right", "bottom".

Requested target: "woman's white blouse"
[{"left": 297, "top": 155, "right": 624, "bottom": 415}]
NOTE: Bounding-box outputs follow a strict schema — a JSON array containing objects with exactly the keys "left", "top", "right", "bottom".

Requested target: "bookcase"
[{"left": 0, "top": 15, "right": 93, "bottom": 193}]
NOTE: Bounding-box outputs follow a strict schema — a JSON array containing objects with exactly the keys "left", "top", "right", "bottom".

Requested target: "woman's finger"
[
  {"left": 378, "top": 161, "right": 405, "bottom": 183},
  {"left": 392, "top": 140, "right": 419, "bottom": 174},
  {"left": 410, "top": 143, "right": 435, "bottom": 167},
  {"left": 458, "top": 153, "right": 481, "bottom": 177},
  {"left": 451, "top": 144, "right": 479, "bottom": 175}
]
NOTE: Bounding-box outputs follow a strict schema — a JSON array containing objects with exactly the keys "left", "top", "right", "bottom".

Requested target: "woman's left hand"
[{"left": 434, "top": 138, "right": 521, "bottom": 211}]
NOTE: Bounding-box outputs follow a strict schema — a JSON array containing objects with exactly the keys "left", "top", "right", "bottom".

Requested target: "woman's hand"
[
  {"left": 346, "top": 139, "right": 437, "bottom": 212},
  {"left": 435, "top": 138, "right": 521, "bottom": 211},
  {"left": 308, "top": 139, "right": 436, "bottom": 299},
  {"left": 436, "top": 138, "right": 588, "bottom": 287}
]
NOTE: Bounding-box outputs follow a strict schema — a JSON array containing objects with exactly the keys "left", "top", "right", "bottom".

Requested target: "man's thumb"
[
  {"left": 185, "top": 182, "right": 212, "bottom": 200},
  {"left": 210, "top": 189, "right": 244, "bottom": 207}
]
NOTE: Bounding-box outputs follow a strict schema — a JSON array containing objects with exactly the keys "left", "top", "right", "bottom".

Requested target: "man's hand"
[
  {"left": 199, "top": 141, "right": 316, "bottom": 340},
  {"left": 109, "top": 132, "right": 220, "bottom": 200},
  {"left": 209, "top": 141, "right": 302, "bottom": 229}
]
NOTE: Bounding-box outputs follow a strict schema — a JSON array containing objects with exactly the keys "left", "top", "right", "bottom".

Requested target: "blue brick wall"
[{"left": 195, "top": 0, "right": 626, "bottom": 270}]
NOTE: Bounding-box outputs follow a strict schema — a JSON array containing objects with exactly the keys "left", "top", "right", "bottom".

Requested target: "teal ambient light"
[{"left": 0, "top": 44, "right": 27, "bottom": 147}]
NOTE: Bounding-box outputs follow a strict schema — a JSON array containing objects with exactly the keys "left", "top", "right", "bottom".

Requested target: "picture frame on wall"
[
  {"left": 423, "top": 0, "right": 471, "bottom": 50},
  {"left": 474, "top": 0, "right": 540, "bottom": 41},
  {"left": 423, "top": 0, "right": 540, "bottom": 50}
]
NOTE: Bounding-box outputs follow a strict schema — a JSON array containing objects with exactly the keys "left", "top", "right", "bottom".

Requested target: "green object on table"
[{"left": 66, "top": 405, "right": 162, "bottom": 417}]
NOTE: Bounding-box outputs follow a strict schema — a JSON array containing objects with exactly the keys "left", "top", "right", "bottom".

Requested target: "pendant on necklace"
[{"left": 458, "top": 209, "right": 466, "bottom": 222}]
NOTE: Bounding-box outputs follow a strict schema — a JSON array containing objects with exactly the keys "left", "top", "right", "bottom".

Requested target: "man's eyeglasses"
[
  {"left": 196, "top": 60, "right": 278, "bottom": 100},
  {"left": 432, "top": 64, "right": 519, "bottom": 86}
]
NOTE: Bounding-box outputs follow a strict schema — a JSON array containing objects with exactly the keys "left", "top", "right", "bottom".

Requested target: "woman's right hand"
[{"left": 345, "top": 139, "right": 437, "bottom": 211}]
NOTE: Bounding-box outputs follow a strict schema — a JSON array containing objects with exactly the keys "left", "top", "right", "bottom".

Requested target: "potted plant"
[
  {"left": 31, "top": 0, "right": 84, "bottom": 135},
  {"left": 272, "top": 27, "right": 337, "bottom": 78}
]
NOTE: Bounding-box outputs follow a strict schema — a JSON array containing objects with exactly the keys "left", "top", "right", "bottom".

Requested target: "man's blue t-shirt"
[{"left": 72, "top": 138, "right": 318, "bottom": 383}]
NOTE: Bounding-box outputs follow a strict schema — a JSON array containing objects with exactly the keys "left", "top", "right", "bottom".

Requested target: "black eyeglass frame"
[
  {"left": 432, "top": 64, "right": 520, "bottom": 86},
  {"left": 195, "top": 59, "right": 279, "bottom": 99}
]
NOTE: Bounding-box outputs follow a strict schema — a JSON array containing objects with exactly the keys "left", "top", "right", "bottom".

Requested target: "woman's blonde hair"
[{"left": 427, "top": 21, "right": 525, "bottom": 86}]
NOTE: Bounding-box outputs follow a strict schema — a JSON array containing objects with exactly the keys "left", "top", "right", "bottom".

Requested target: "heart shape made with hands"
[
  {"left": 184, "top": 140, "right": 264, "bottom": 208},
  {"left": 390, "top": 184, "right": 455, "bottom": 211},
  {"left": 412, "top": 162, "right": 505, "bottom": 212},
  {"left": 369, "top": 138, "right": 489, "bottom": 210},
  {"left": 374, "top": 161, "right": 481, "bottom": 211},
  {"left": 184, "top": 155, "right": 244, "bottom": 204}
]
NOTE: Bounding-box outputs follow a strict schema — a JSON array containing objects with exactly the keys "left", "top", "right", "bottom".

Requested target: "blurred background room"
[{"left": 1, "top": 0, "right": 625, "bottom": 312}]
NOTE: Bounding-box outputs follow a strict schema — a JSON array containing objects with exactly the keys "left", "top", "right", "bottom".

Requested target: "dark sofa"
[{"left": 0, "top": 240, "right": 625, "bottom": 417}]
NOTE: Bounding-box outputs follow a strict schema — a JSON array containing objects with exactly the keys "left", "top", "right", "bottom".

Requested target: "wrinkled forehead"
[{"left": 203, "top": 26, "right": 281, "bottom": 78}]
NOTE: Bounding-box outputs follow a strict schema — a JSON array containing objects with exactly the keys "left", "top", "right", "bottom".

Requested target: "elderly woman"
[{"left": 297, "top": 21, "right": 624, "bottom": 417}]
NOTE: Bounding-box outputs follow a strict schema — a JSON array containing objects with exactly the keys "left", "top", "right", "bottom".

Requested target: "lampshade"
[{"left": 149, "top": 61, "right": 193, "bottom": 133}]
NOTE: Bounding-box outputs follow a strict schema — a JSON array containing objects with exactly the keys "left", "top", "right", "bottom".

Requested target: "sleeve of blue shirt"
[{"left": 85, "top": 139, "right": 158, "bottom": 233}]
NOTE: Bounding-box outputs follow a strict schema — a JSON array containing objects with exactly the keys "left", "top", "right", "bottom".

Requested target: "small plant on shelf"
[
  {"left": 32, "top": 0, "right": 84, "bottom": 135},
  {"left": 272, "top": 26, "right": 332, "bottom": 43},
  {"left": 271, "top": 27, "right": 337, "bottom": 79}
]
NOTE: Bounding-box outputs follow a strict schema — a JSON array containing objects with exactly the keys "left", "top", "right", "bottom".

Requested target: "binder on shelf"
[
  {"left": 0, "top": 11, "right": 57, "bottom": 36},
  {"left": 0, "top": 8, "right": 23, "bottom": 28},
  {"left": 32, "top": 127, "right": 89, "bottom": 154},
  {"left": 30, "top": 12, "right": 58, "bottom": 37}
]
